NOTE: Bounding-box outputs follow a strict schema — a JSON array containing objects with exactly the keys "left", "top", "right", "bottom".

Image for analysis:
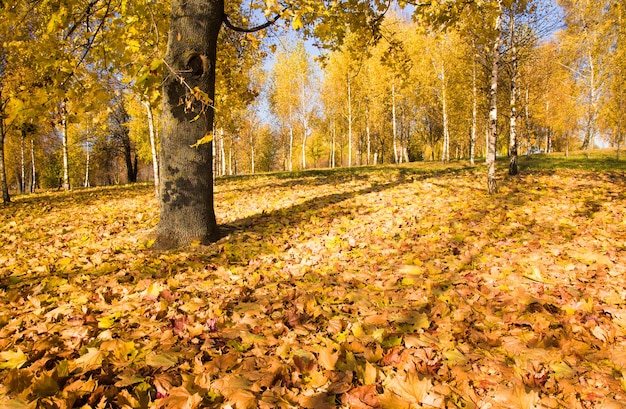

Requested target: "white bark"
[
  {"left": 30, "top": 139, "right": 36, "bottom": 193},
  {"left": 84, "top": 143, "right": 90, "bottom": 188},
  {"left": 488, "top": 1, "right": 503, "bottom": 194},
  {"left": 392, "top": 79, "right": 398, "bottom": 164},
  {"left": 143, "top": 100, "right": 160, "bottom": 198},
  {"left": 347, "top": 74, "right": 353, "bottom": 167},
  {"left": 61, "top": 107, "right": 70, "bottom": 191}
]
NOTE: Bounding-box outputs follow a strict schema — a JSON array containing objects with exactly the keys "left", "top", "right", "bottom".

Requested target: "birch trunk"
[
  {"left": 441, "top": 61, "right": 450, "bottom": 163},
  {"left": 470, "top": 55, "right": 477, "bottom": 165},
  {"left": 508, "top": 13, "right": 519, "bottom": 176},
  {"left": 143, "top": 100, "right": 160, "bottom": 198},
  {"left": 392, "top": 79, "right": 398, "bottom": 164},
  {"left": 20, "top": 133, "right": 25, "bottom": 194},
  {"left": 61, "top": 107, "right": 71, "bottom": 191},
  {"left": 488, "top": 1, "right": 503, "bottom": 194},
  {"left": 30, "top": 139, "right": 36, "bottom": 193},
  {"left": 366, "top": 106, "right": 371, "bottom": 165},
  {"left": 0, "top": 96, "right": 9, "bottom": 203},
  {"left": 347, "top": 74, "right": 353, "bottom": 167},
  {"left": 84, "top": 143, "right": 90, "bottom": 188}
]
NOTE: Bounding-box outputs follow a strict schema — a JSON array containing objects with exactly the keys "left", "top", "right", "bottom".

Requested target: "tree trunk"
[
  {"left": 288, "top": 107, "right": 294, "bottom": 171},
  {"left": 0, "top": 97, "right": 9, "bottom": 203},
  {"left": 366, "top": 106, "right": 371, "bottom": 165},
  {"left": 508, "top": 12, "right": 518, "bottom": 176},
  {"left": 301, "top": 127, "right": 307, "bottom": 170},
  {"left": 488, "top": 2, "right": 503, "bottom": 195},
  {"left": 583, "top": 50, "right": 597, "bottom": 158},
  {"left": 228, "top": 135, "right": 233, "bottom": 175},
  {"left": 441, "top": 62, "right": 450, "bottom": 163},
  {"left": 220, "top": 128, "right": 226, "bottom": 176},
  {"left": 122, "top": 132, "right": 138, "bottom": 183},
  {"left": 85, "top": 142, "right": 90, "bottom": 188},
  {"left": 30, "top": 139, "right": 36, "bottom": 193},
  {"left": 153, "top": 0, "right": 222, "bottom": 249},
  {"left": 347, "top": 74, "right": 353, "bottom": 167},
  {"left": 251, "top": 130, "right": 256, "bottom": 174},
  {"left": 331, "top": 118, "right": 336, "bottom": 168},
  {"left": 60, "top": 106, "right": 71, "bottom": 191},
  {"left": 143, "top": 100, "right": 160, "bottom": 198},
  {"left": 20, "top": 133, "right": 25, "bottom": 194},
  {"left": 470, "top": 55, "right": 477, "bottom": 165},
  {"left": 392, "top": 79, "right": 398, "bottom": 164}
]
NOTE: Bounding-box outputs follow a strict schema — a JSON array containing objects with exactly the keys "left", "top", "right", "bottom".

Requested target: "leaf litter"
[{"left": 1, "top": 165, "right": 626, "bottom": 408}]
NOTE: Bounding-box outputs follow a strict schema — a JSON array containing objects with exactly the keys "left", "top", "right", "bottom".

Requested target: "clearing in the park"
[{"left": 1, "top": 155, "right": 626, "bottom": 408}]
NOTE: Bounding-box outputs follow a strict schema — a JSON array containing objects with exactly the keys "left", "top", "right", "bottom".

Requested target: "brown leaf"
[{"left": 342, "top": 385, "right": 381, "bottom": 409}]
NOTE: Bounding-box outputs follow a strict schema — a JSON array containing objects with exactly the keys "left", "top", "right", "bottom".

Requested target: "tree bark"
[
  {"left": 143, "top": 100, "right": 160, "bottom": 198},
  {"left": 508, "top": 11, "right": 518, "bottom": 176},
  {"left": 0, "top": 94, "right": 9, "bottom": 203},
  {"left": 30, "top": 139, "right": 36, "bottom": 193},
  {"left": 84, "top": 142, "right": 90, "bottom": 188},
  {"left": 60, "top": 106, "right": 71, "bottom": 191},
  {"left": 347, "top": 74, "right": 353, "bottom": 167},
  {"left": 441, "top": 60, "right": 450, "bottom": 163},
  {"left": 488, "top": 1, "right": 503, "bottom": 194},
  {"left": 470, "top": 54, "right": 477, "bottom": 165},
  {"left": 392, "top": 79, "right": 398, "bottom": 164},
  {"left": 153, "top": 0, "right": 222, "bottom": 249},
  {"left": 20, "top": 132, "right": 25, "bottom": 194}
]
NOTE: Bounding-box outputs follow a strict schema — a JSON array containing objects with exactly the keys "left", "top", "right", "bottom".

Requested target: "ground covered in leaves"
[{"left": 1, "top": 159, "right": 626, "bottom": 408}]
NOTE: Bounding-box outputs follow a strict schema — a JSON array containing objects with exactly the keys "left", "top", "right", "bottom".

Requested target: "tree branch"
[{"left": 222, "top": 7, "right": 287, "bottom": 33}]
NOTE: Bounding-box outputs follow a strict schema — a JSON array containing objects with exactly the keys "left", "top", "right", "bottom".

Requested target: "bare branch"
[{"left": 222, "top": 7, "right": 287, "bottom": 33}]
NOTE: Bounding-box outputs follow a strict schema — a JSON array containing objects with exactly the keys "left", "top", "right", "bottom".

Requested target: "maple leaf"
[
  {"left": 71, "top": 348, "right": 104, "bottom": 372},
  {"left": 0, "top": 349, "right": 28, "bottom": 369},
  {"left": 342, "top": 385, "right": 381, "bottom": 409},
  {"left": 155, "top": 387, "right": 202, "bottom": 409}
]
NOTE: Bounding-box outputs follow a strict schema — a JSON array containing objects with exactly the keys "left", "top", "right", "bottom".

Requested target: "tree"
[
  {"left": 268, "top": 40, "right": 313, "bottom": 172},
  {"left": 559, "top": 0, "right": 610, "bottom": 156}
]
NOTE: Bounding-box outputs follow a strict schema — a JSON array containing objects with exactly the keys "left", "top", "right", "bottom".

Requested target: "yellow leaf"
[
  {"left": 72, "top": 348, "right": 103, "bottom": 372},
  {"left": 318, "top": 345, "right": 339, "bottom": 371},
  {"left": 145, "top": 353, "right": 178, "bottom": 369},
  {"left": 0, "top": 348, "right": 27, "bottom": 369},
  {"left": 550, "top": 362, "right": 574, "bottom": 379},
  {"left": 363, "top": 361, "right": 377, "bottom": 385},
  {"left": 443, "top": 349, "right": 468, "bottom": 366},
  {"left": 190, "top": 132, "right": 214, "bottom": 148},
  {"left": 292, "top": 14, "right": 303, "bottom": 30},
  {"left": 98, "top": 312, "right": 121, "bottom": 329}
]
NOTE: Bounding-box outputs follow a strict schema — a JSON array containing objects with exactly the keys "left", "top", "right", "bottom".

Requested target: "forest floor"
[{"left": 1, "top": 152, "right": 626, "bottom": 408}]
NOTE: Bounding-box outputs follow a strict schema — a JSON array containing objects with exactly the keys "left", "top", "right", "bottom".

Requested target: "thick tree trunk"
[
  {"left": 488, "top": 2, "right": 502, "bottom": 195},
  {"left": 153, "top": 0, "right": 222, "bottom": 249},
  {"left": 0, "top": 101, "right": 9, "bottom": 203}
]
